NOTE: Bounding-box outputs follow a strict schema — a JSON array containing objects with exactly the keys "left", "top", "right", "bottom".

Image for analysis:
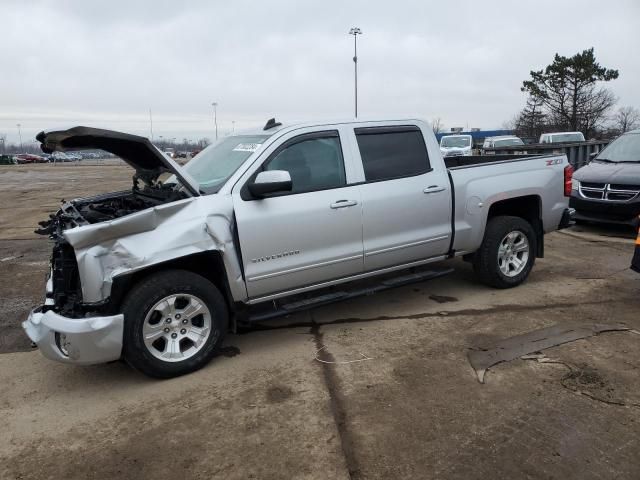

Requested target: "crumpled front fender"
[{"left": 63, "top": 194, "right": 247, "bottom": 304}]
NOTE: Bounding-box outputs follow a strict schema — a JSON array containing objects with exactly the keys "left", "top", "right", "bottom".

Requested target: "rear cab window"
[{"left": 354, "top": 126, "right": 431, "bottom": 182}]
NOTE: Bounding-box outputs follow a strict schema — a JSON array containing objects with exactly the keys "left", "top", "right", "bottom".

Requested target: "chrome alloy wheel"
[
  {"left": 142, "top": 294, "right": 212, "bottom": 362},
  {"left": 497, "top": 230, "right": 530, "bottom": 277}
]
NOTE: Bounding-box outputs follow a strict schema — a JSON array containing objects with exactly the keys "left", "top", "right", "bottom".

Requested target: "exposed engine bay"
[
  {"left": 34, "top": 180, "right": 188, "bottom": 315},
  {"left": 36, "top": 180, "right": 188, "bottom": 232}
]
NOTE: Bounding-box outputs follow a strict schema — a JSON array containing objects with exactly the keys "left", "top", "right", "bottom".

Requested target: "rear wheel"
[
  {"left": 473, "top": 216, "right": 536, "bottom": 288},
  {"left": 122, "top": 269, "right": 228, "bottom": 378}
]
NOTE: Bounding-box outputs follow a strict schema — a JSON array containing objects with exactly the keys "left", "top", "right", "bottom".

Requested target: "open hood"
[{"left": 36, "top": 126, "right": 200, "bottom": 196}]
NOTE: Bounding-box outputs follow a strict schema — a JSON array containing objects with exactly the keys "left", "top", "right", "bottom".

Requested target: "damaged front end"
[
  {"left": 23, "top": 126, "right": 207, "bottom": 364},
  {"left": 33, "top": 126, "right": 197, "bottom": 317},
  {"left": 36, "top": 182, "right": 190, "bottom": 307}
]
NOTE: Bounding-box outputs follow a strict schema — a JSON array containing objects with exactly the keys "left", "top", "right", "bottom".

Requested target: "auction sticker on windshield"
[{"left": 233, "top": 143, "right": 262, "bottom": 152}]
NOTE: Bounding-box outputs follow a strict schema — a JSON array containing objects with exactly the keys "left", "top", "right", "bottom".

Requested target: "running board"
[{"left": 247, "top": 267, "right": 454, "bottom": 323}]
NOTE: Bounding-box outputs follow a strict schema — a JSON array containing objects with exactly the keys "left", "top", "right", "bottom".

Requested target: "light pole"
[
  {"left": 211, "top": 102, "right": 218, "bottom": 140},
  {"left": 348, "top": 27, "right": 362, "bottom": 118},
  {"left": 16, "top": 123, "right": 22, "bottom": 151},
  {"left": 232, "top": 120, "right": 235, "bottom": 134},
  {"left": 149, "top": 108, "right": 154, "bottom": 140}
]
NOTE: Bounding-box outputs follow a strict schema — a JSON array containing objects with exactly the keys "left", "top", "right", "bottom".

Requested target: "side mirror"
[
  {"left": 589, "top": 152, "right": 598, "bottom": 159},
  {"left": 249, "top": 170, "right": 292, "bottom": 197}
]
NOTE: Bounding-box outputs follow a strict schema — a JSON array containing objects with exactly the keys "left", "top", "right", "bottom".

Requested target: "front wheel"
[
  {"left": 473, "top": 216, "right": 536, "bottom": 289},
  {"left": 122, "top": 269, "right": 228, "bottom": 378}
]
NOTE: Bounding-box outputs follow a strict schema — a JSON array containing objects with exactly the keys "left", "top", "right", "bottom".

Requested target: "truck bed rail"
[{"left": 444, "top": 154, "right": 543, "bottom": 170}]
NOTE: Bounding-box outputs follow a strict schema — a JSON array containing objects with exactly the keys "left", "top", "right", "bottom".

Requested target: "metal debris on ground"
[
  {"left": 468, "top": 323, "right": 629, "bottom": 383},
  {"left": 314, "top": 345, "right": 374, "bottom": 365},
  {"left": 0, "top": 255, "right": 23, "bottom": 262}
]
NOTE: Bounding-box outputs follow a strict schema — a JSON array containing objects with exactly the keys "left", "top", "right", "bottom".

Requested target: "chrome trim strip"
[
  {"left": 365, "top": 235, "right": 450, "bottom": 257},
  {"left": 578, "top": 183, "right": 640, "bottom": 203},
  {"left": 247, "top": 255, "right": 448, "bottom": 305},
  {"left": 247, "top": 254, "right": 363, "bottom": 282}
]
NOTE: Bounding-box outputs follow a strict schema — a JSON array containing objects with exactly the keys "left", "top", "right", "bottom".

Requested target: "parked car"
[
  {"left": 14, "top": 154, "right": 33, "bottom": 164},
  {"left": 24, "top": 122, "right": 573, "bottom": 378},
  {"left": 15, "top": 153, "right": 47, "bottom": 164},
  {"left": 52, "top": 152, "right": 73, "bottom": 162},
  {"left": 539, "top": 132, "right": 585, "bottom": 144},
  {"left": 483, "top": 136, "right": 525, "bottom": 149},
  {"left": 570, "top": 129, "right": 640, "bottom": 225},
  {"left": 0, "top": 154, "right": 17, "bottom": 165},
  {"left": 440, "top": 134, "right": 473, "bottom": 157}
]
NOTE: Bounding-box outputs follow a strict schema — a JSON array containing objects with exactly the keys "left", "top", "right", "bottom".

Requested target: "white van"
[
  {"left": 482, "top": 136, "right": 525, "bottom": 149},
  {"left": 539, "top": 132, "right": 585, "bottom": 144},
  {"left": 440, "top": 134, "right": 472, "bottom": 157}
]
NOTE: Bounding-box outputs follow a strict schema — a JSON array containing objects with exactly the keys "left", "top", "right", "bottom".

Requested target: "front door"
[{"left": 233, "top": 130, "right": 364, "bottom": 299}]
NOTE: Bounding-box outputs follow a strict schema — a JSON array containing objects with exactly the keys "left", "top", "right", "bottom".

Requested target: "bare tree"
[
  {"left": 431, "top": 118, "right": 445, "bottom": 134},
  {"left": 612, "top": 106, "right": 640, "bottom": 134},
  {"left": 501, "top": 115, "right": 518, "bottom": 131}
]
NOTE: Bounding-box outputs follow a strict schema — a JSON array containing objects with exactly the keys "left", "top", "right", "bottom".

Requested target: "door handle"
[
  {"left": 330, "top": 199, "right": 358, "bottom": 209},
  {"left": 423, "top": 185, "right": 446, "bottom": 194}
]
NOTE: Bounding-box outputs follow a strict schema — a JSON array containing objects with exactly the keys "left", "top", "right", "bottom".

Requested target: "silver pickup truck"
[{"left": 23, "top": 119, "right": 574, "bottom": 377}]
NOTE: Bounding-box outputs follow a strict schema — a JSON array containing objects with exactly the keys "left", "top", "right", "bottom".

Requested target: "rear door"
[
  {"left": 232, "top": 128, "right": 364, "bottom": 299},
  {"left": 352, "top": 125, "right": 452, "bottom": 271}
]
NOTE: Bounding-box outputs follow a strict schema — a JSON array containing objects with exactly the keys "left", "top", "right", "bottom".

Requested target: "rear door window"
[{"left": 355, "top": 126, "right": 431, "bottom": 182}]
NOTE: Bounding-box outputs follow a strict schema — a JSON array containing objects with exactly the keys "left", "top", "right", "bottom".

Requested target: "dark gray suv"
[{"left": 570, "top": 130, "right": 640, "bottom": 225}]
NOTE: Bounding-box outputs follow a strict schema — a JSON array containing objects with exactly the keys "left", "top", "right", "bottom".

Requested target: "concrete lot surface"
[{"left": 1, "top": 164, "right": 639, "bottom": 479}]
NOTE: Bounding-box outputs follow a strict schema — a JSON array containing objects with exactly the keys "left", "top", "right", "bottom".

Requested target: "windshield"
[
  {"left": 596, "top": 133, "right": 640, "bottom": 163},
  {"left": 550, "top": 133, "right": 584, "bottom": 143},
  {"left": 441, "top": 136, "right": 471, "bottom": 148},
  {"left": 494, "top": 138, "right": 524, "bottom": 147},
  {"left": 183, "top": 135, "right": 270, "bottom": 193}
]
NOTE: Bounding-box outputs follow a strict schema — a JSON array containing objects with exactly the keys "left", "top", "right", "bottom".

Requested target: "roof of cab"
[{"left": 235, "top": 118, "right": 427, "bottom": 137}]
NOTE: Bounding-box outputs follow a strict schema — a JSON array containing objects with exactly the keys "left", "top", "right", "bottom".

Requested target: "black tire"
[
  {"left": 122, "top": 269, "right": 228, "bottom": 378},
  {"left": 472, "top": 216, "right": 536, "bottom": 289}
]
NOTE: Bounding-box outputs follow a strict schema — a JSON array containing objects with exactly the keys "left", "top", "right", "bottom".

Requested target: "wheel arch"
[
  {"left": 486, "top": 195, "right": 544, "bottom": 257},
  {"left": 108, "top": 251, "right": 240, "bottom": 327}
]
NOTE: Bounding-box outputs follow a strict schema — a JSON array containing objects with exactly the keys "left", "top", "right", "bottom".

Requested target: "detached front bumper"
[{"left": 23, "top": 308, "right": 124, "bottom": 365}]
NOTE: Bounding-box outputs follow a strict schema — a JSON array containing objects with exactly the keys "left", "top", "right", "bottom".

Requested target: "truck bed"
[{"left": 447, "top": 152, "right": 570, "bottom": 255}]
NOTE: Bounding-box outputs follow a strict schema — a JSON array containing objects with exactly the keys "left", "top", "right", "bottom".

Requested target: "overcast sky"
[{"left": 1, "top": 0, "right": 639, "bottom": 145}]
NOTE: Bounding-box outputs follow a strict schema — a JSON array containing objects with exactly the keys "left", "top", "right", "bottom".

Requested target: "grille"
[
  {"left": 50, "top": 242, "right": 82, "bottom": 312},
  {"left": 581, "top": 189, "right": 604, "bottom": 200},
  {"left": 610, "top": 184, "right": 640, "bottom": 191},
  {"left": 579, "top": 183, "right": 640, "bottom": 202},
  {"left": 580, "top": 181, "right": 606, "bottom": 189}
]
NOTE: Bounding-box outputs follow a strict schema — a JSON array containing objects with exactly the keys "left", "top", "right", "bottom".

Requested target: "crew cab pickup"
[{"left": 23, "top": 120, "right": 574, "bottom": 378}]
